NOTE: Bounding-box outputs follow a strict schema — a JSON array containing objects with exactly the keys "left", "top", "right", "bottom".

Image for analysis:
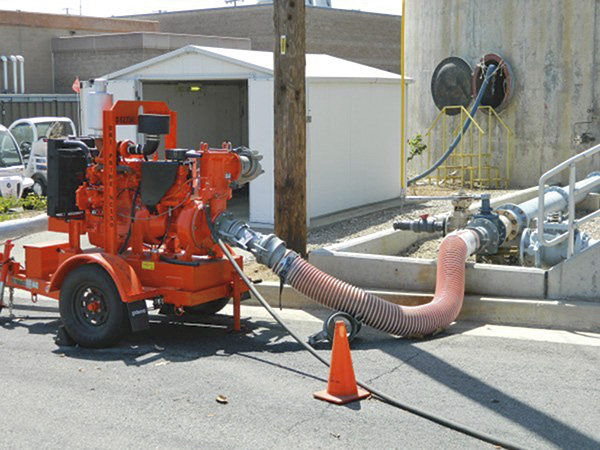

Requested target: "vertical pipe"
[
  {"left": 16, "top": 55, "right": 24, "bottom": 93},
  {"left": 426, "top": 132, "right": 431, "bottom": 183},
  {"left": 400, "top": 0, "right": 405, "bottom": 191},
  {"left": 441, "top": 111, "right": 446, "bottom": 184},
  {"left": 0, "top": 56, "right": 7, "bottom": 93},
  {"left": 9, "top": 55, "right": 17, "bottom": 94}
]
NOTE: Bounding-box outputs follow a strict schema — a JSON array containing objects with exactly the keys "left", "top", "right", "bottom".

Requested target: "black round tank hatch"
[{"left": 430, "top": 56, "right": 473, "bottom": 116}]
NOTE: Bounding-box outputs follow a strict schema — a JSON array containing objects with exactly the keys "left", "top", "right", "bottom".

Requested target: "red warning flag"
[{"left": 71, "top": 76, "right": 80, "bottom": 94}]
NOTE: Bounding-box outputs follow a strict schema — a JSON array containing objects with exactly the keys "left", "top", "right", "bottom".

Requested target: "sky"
[{"left": 0, "top": 0, "right": 400, "bottom": 17}]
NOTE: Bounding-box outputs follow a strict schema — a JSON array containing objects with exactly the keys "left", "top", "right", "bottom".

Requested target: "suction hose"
[
  {"left": 408, "top": 63, "right": 497, "bottom": 185},
  {"left": 285, "top": 230, "right": 478, "bottom": 336},
  {"left": 213, "top": 211, "right": 480, "bottom": 337}
]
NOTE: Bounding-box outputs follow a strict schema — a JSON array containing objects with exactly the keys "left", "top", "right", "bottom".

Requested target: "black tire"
[
  {"left": 184, "top": 297, "right": 230, "bottom": 316},
  {"left": 59, "top": 264, "right": 128, "bottom": 348},
  {"left": 32, "top": 175, "right": 46, "bottom": 197}
]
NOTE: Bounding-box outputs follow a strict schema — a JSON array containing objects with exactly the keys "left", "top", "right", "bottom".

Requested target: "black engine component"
[
  {"left": 138, "top": 114, "right": 170, "bottom": 135},
  {"left": 47, "top": 139, "right": 89, "bottom": 217},
  {"left": 140, "top": 161, "right": 180, "bottom": 207},
  {"left": 165, "top": 149, "right": 189, "bottom": 161}
]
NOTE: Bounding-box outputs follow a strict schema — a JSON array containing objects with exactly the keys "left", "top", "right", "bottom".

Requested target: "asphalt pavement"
[{"left": 1, "top": 290, "right": 599, "bottom": 450}]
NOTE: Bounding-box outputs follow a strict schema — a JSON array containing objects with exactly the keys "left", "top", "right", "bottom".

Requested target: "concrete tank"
[
  {"left": 405, "top": 0, "right": 600, "bottom": 187},
  {"left": 257, "top": 0, "right": 331, "bottom": 6}
]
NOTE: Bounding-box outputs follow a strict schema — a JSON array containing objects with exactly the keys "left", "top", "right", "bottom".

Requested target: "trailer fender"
[{"left": 49, "top": 253, "right": 144, "bottom": 302}]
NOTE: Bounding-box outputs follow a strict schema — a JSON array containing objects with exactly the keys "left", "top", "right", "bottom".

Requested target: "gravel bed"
[
  {"left": 307, "top": 188, "right": 516, "bottom": 253},
  {"left": 244, "top": 186, "right": 600, "bottom": 279}
]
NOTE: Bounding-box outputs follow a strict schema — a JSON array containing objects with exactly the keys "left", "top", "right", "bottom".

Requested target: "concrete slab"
[{"left": 547, "top": 240, "right": 600, "bottom": 301}]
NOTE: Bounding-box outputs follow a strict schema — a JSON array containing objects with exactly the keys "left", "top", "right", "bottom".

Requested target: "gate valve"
[{"left": 419, "top": 214, "right": 429, "bottom": 221}]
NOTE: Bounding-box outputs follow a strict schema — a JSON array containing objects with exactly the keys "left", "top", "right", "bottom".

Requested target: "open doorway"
[{"left": 142, "top": 79, "right": 250, "bottom": 220}]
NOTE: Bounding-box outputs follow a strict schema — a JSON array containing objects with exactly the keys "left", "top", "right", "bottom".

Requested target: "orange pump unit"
[{"left": 0, "top": 100, "right": 263, "bottom": 347}]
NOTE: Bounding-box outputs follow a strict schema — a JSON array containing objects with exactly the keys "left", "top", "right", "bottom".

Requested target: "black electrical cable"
[
  {"left": 158, "top": 208, "right": 172, "bottom": 249},
  {"left": 205, "top": 208, "right": 524, "bottom": 450},
  {"left": 118, "top": 184, "right": 141, "bottom": 254},
  {"left": 158, "top": 254, "right": 200, "bottom": 267}
]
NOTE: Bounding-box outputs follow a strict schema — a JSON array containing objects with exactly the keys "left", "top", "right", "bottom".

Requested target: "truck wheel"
[
  {"left": 32, "top": 176, "right": 46, "bottom": 196},
  {"left": 59, "top": 264, "right": 128, "bottom": 348},
  {"left": 185, "top": 297, "right": 230, "bottom": 316}
]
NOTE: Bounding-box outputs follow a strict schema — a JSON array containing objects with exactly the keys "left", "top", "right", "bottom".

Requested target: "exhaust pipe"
[
  {"left": 16, "top": 55, "right": 24, "bottom": 94},
  {"left": 9, "top": 55, "right": 17, "bottom": 94},
  {"left": 0, "top": 56, "right": 7, "bottom": 94}
]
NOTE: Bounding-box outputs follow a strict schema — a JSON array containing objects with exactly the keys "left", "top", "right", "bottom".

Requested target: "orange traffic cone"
[{"left": 314, "top": 320, "right": 370, "bottom": 405}]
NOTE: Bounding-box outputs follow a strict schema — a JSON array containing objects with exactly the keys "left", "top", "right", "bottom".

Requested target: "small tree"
[{"left": 407, "top": 133, "right": 427, "bottom": 162}]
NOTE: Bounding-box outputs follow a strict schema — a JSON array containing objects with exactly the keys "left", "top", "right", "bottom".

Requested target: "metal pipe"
[
  {"left": 0, "top": 56, "right": 7, "bottom": 93},
  {"left": 8, "top": 55, "right": 17, "bottom": 94},
  {"left": 495, "top": 172, "right": 600, "bottom": 245},
  {"left": 16, "top": 55, "right": 24, "bottom": 93}
]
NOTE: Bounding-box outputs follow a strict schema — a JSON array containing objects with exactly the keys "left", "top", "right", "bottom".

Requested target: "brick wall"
[
  {"left": 132, "top": 5, "right": 401, "bottom": 74},
  {"left": 52, "top": 32, "right": 252, "bottom": 93}
]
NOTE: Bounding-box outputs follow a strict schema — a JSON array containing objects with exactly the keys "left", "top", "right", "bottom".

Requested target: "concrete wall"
[
  {"left": 130, "top": 5, "right": 401, "bottom": 74},
  {"left": 405, "top": 0, "right": 600, "bottom": 188},
  {"left": 52, "top": 32, "right": 251, "bottom": 93},
  {"left": 0, "top": 10, "right": 158, "bottom": 93}
]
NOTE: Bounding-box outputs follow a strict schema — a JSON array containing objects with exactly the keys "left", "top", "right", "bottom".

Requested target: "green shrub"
[
  {"left": 0, "top": 196, "right": 19, "bottom": 214},
  {"left": 407, "top": 133, "right": 427, "bottom": 162},
  {"left": 20, "top": 194, "right": 47, "bottom": 211}
]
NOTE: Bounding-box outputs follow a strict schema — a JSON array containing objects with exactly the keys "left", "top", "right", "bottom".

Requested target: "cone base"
[{"left": 313, "top": 387, "right": 370, "bottom": 405}]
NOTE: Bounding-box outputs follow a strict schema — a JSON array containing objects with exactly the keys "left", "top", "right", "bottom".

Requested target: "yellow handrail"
[{"left": 422, "top": 105, "right": 512, "bottom": 189}]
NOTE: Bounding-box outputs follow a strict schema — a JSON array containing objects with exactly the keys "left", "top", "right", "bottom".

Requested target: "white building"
[{"left": 80, "top": 45, "right": 411, "bottom": 227}]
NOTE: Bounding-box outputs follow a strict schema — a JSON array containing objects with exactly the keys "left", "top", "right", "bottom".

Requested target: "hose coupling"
[
  {"left": 393, "top": 215, "right": 446, "bottom": 233},
  {"left": 213, "top": 212, "right": 288, "bottom": 269},
  {"left": 232, "top": 147, "right": 264, "bottom": 188}
]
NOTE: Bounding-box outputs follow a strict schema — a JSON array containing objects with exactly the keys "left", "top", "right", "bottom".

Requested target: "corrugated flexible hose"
[{"left": 283, "top": 230, "right": 479, "bottom": 336}]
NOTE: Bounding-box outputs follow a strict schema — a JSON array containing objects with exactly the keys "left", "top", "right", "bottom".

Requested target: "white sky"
[{"left": 0, "top": 0, "right": 400, "bottom": 17}]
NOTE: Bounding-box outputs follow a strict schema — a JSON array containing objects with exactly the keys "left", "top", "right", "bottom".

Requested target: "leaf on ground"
[{"left": 155, "top": 361, "right": 169, "bottom": 367}]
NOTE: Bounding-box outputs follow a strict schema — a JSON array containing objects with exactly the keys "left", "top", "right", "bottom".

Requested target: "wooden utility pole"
[{"left": 274, "top": 0, "right": 307, "bottom": 256}]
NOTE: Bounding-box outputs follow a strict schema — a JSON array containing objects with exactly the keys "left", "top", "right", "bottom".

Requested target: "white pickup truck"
[
  {"left": 9, "top": 117, "right": 76, "bottom": 196},
  {"left": 0, "top": 125, "right": 33, "bottom": 198}
]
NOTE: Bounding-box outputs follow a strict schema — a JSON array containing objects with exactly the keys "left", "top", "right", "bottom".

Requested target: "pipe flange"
[
  {"left": 496, "top": 203, "right": 526, "bottom": 240},
  {"left": 544, "top": 185, "right": 570, "bottom": 204},
  {"left": 468, "top": 217, "right": 500, "bottom": 254}
]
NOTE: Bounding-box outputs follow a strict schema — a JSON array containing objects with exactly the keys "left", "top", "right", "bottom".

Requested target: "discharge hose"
[
  {"left": 284, "top": 229, "right": 479, "bottom": 336},
  {"left": 211, "top": 225, "right": 522, "bottom": 449},
  {"left": 213, "top": 210, "right": 480, "bottom": 337},
  {"left": 408, "top": 63, "right": 497, "bottom": 185}
]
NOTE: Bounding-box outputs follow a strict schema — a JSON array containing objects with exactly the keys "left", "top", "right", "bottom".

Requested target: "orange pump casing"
[{"left": 6, "top": 101, "right": 248, "bottom": 328}]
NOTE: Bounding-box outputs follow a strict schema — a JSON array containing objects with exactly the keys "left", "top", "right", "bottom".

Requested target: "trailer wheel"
[
  {"left": 185, "top": 297, "right": 230, "bottom": 316},
  {"left": 59, "top": 264, "right": 128, "bottom": 348}
]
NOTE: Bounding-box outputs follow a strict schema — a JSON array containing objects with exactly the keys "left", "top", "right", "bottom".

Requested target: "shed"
[{"left": 80, "top": 45, "right": 411, "bottom": 227}]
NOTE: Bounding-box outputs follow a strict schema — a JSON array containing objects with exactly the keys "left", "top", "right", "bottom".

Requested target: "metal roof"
[{"left": 104, "top": 45, "right": 412, "bottom": 83}]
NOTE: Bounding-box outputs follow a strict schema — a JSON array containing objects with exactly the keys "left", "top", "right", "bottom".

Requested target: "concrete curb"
[{"left": 253, "top": 281, "right": 600, "bottom": 332}]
